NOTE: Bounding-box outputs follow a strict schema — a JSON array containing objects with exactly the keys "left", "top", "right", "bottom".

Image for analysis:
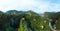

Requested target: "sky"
[{"left": 0, "top": 0, "right": 60, "bottom": 13}]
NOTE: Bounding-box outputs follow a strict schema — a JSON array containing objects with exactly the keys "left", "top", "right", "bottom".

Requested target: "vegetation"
[{"left": 0, "top": 10, "right": 60, "bottom": 31}]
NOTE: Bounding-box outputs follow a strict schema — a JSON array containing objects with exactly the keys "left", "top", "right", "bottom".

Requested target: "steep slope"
[{"left": 18, "top": 10, "right": 49, "bottom": 31}]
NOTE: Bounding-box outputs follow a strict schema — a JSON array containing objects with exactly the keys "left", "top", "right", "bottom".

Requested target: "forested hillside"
[
  {"left": 0, "top": 10, "right": 60, "bottom": 31},
  {"left": 44, "top": 12, "right": 60, "bottom": 31}
]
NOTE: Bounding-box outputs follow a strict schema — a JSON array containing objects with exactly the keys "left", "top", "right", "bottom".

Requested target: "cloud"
[
  {"left": 36, "top": 0, "right": 60, "bottom": 13},
  {"left": 48, "top": 3, "right": 60, "bottom": 12},
  {"left": 0, "top": 0, "right": 60, "bottom": 13},
  {"left": 0, "top": 0, "right": 38, "bottom": 12}
]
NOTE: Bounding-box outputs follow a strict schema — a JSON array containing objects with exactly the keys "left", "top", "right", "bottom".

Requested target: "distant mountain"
[
  {"left": 6, "top": 10, "right": 25, "bottom": 14},
  {"left": 0, "top": 11, "right": 4, "bottom": 14},
  {"left": 25, "top": 10, "right": 39, "bottom": 16},
  {"left": 6, "top": 10, "right": 39, "bottom": 15}
]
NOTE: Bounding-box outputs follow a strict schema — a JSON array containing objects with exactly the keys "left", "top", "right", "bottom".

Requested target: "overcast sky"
[{"left": 0, "top": 0, "right": 60, "bottom": 13}]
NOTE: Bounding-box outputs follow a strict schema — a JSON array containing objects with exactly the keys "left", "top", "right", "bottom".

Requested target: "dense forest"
[{"left": 0, "top": 10, "right": 60, "bottom": 31}]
